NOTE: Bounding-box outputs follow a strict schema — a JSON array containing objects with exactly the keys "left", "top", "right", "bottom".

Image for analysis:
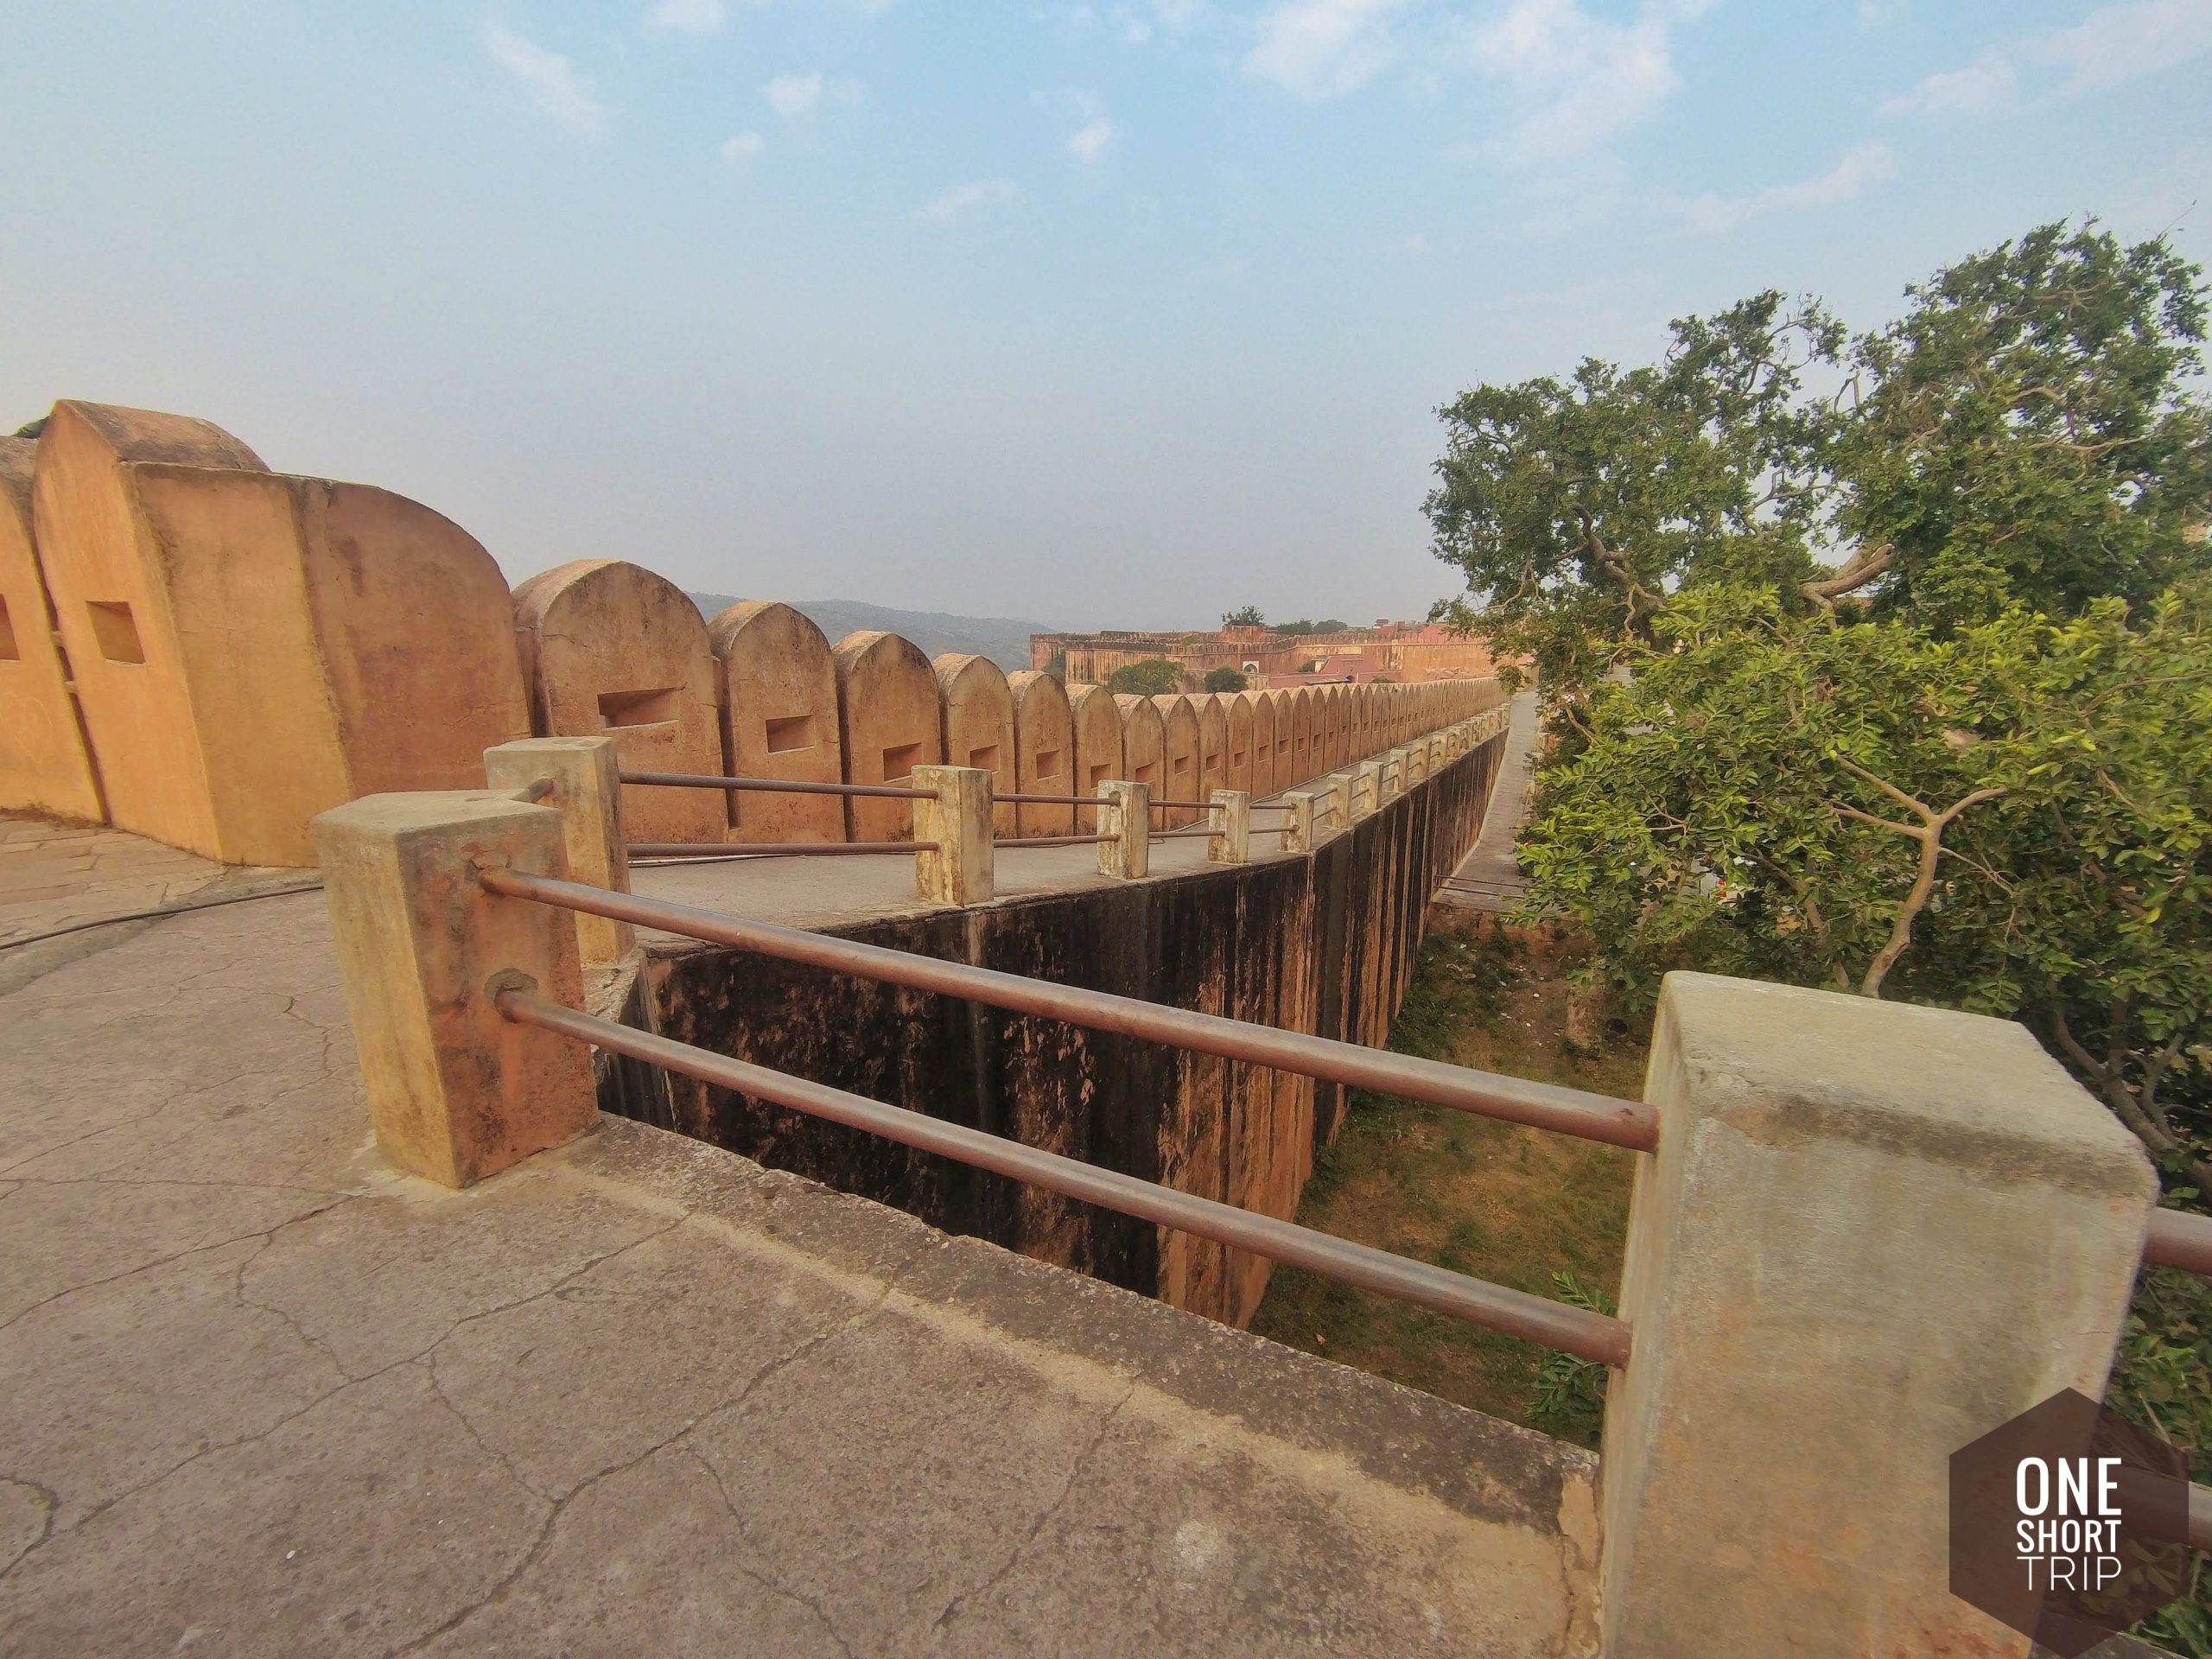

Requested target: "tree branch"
[{"left": 1801, "top": 541, "right": 1893, "bottom": 609}]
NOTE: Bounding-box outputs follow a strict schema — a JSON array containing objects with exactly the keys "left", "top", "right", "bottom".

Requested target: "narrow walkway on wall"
[{"left": 1435, "top": 690, "right": 1539, "bottom": 912}]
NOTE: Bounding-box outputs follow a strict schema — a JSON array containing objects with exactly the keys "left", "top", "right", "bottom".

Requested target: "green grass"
[{"left": 1249, "top": 918, "right": 1643, "bottom": 1446}]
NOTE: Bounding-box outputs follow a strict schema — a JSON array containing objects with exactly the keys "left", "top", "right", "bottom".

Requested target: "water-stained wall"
[{"left": 606, "top": 729, "right": 1507, "bottom": 1327}]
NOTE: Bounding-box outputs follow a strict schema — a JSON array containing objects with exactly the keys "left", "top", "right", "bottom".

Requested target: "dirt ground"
[{"left": 1249, "top": 910, "right": 1646, "bottom": 1446}]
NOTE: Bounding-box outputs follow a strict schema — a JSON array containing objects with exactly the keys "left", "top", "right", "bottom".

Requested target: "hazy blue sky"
[{"left": 3, "top": 1, "right": 2208, "bottom": 628}]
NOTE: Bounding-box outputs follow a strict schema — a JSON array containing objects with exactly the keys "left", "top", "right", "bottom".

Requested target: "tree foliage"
[
  {"left": 1221, "top": 604, "right": 1267, "bottom": 627},
  {"left": 1203, "top": 665, "right": 1249, "bottom": 692},
  {"left": 1423, "top": 220, "right": 2212, "bottom": 1196},
  {"left": 1106, "top": 658, "right": 1185, "bottom": 696}
]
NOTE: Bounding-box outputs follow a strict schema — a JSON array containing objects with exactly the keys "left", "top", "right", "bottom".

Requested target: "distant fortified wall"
[
  {"left": 1033, "top": 621, "right": 1503, "bottom": 688},
  {"left": 0, "top": 402, "right": 1497, "bottom": 864}
]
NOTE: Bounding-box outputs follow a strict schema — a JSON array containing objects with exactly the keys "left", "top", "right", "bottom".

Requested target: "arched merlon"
[{"left": 599, "top": 725, "right": 1511, "bottom": 1328}]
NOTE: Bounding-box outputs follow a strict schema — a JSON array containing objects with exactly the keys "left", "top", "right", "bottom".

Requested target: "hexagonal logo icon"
[{"left": 1949, "top": 1387, "right": 2190, "bottom": 1656}]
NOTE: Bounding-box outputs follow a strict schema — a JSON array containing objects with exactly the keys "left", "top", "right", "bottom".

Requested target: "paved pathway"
[
  {"left": 0, "top": 807, "right": 1598, "bottom": 1657},
  {"left": 1435, "top": 690, "right": 1540, "bottom": 912},
  {"left": 0, "top": 813, "right": 306, "bottom": 950}
]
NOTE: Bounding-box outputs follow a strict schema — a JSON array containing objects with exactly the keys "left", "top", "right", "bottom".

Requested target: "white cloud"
[
  {"left": 765, "top": 70, "right": 864, "bottom": 119},
  {"left": 643, "top": 0, "right": 725, "bottom": 35},
  {"left": 1069, "top": 115, "right": 1118, "bottom": 161},
  {"left": 720, "top": 130, "right": 766, "bottom": 168},
  {"left": 1464, "top": 0, "right": 1710, "bottom": 169},
  {"left": 482, "top": 22, "right": 609, "bottom": 133},
  {"left": 767, "top": 71, "right": 824, "bottom": 117},
  {"left": 2039, "top": 0, "right": 2212, "bottom": 88},
  {"left": 916, "top": 178, "right": 1020, "bottom": 226},
  {"left": 1878, "top": 52, "right": 2016, "bottom": 117},
  {"left": 1885, "top": 1, "right": 2212, "bottom": 124},
  {"left": 1672, "top": 141, "right": 1897, "bottom": 234},
  {"left": 1246, "top": 0, "right": 1406, "bottom": 99}
]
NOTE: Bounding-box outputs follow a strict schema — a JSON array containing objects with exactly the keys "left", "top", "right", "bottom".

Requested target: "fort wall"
[
  {"left": 612, "top": 725, "right": 1510, "bottom": 1326},
  {"left": 0, "top": 399, "right": 1497, "bottom": 867}
]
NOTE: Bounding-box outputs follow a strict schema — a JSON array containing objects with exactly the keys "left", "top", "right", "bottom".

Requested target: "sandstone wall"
[
  {"left": 0, "top": 437, "right": 103, "bottom": 822},
  {"left": 707, "top": 600, "right": 845, "bottom": 842},
  {"left": 1006, "top": 671, "right": 1075, "bottom": 837},
  {"left": 935, "top": 653, "right": 1019, "bottom": 838},
  {"left": 615, "top": 726, "right": 1510, "bottom": 1326},
  {"left": 3, "top": 398, "right": 1497, "bottom": 868},
  {"left": 27, "top": 401, "right": 526, "bottom": 865}
]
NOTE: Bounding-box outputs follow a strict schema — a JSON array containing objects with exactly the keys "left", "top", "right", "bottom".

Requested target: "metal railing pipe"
[
  {"left": 2144, "top": 1207, "right": 2212, "bottom": 1277},
  {"left": 496, "top": 988, "right": 1632, "bottom": 1366},
  {"left": 996, "top": 834, "right": 1116, "bottom": 848},
  {"left": 628, "top": 841, "right": 935, "bottom": 858},
  {"left": 480, "top": 869, "right": 1659, "bottom": 1152},
  {"left": 622, "top": 768, "right": 936, "bottom": 802}
]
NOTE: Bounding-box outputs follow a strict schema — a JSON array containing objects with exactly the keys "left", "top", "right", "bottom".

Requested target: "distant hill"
[{"left": 687, "top": 594, "right": 1057, "bottom": 673}]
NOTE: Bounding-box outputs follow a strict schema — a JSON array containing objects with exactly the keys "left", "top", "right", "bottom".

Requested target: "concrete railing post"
[
  {"left": 484, "top": 736, "right": 634, "bottom": 967},
  {"left": 913, "top": 764, "right": 994, "bottom": 906},
  {"left": 1380, "top": 751, "right": 1405, "bottom": 802},
  {"left": 1321, "top": 777, "right": 1349, "bottom": 836},
  {"left": 1206, "top": 788, "right": 1249, "bottom": 864},
  {"left": 1096, "top": 779, "right": 1149, "bottom": 879},
  {"left": 312, "top": 791, "right": 597, "bottom": 1188},
  {"left": 1599, "top": 973, "right": 2158, "bottom": 1657},
  {"left": 1352, "top": 761, "right": 1382, "bottom": 819},
  {"left": 1280, "top": 790, "right": 1318, "bottom": 854}
]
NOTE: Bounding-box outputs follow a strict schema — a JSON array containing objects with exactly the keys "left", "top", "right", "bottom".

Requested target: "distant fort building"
[{"left": 1030, "top": 620, "right": 1499, "bottom": 689}]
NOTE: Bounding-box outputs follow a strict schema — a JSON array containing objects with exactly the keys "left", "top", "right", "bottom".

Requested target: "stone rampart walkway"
[
  {"left": 1435, "top": 690, "right": 1539, "bottom": 912},
  {"left": 0, "top": 814, "right": 1596, "bottom": 1657}
]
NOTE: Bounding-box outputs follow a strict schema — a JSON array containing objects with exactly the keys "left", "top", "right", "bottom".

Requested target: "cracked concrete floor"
[{"left": 0, "top": 854, "right": 1600, "bottom": 1657}]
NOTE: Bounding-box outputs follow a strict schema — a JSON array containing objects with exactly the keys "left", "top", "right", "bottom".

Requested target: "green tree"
[
  {"left": 1107, "top": 658, "right": 1184, "bottom": 696},
  {"left": 1203, "top": 665, "right": 1249, "bottom": 692},
  {"left": 1042, "top": 651, "right": 1066, "bottom": 682},
  {"left": 1221, "top": 605, "right": 1267, "bottom": 627},
  {"left": 1427, "top": 222, "right": 2212, "bottom": 696}
]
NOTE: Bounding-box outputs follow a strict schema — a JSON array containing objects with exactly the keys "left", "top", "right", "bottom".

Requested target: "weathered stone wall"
[
  {"left": 27, "top": 401, "right": 527, "bottom": 865},
  {"left": 3, "top": 397, "right": 1497, "bottom": 868},
  {"left": 706, "top": 600, "right": 847, "bottom": 842},
  {"left": 611, "top": 729, "right": 1507, "bottom": 1326},
  {"left": 1006, "top": 670, "right": 1075, "bottom": 836},
  {"left": 0, "top": 437, "right": 103, "bottom": 823}
]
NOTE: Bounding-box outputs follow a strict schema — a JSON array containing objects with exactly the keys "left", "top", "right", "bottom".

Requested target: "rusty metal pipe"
[
  {"left": 995, "top": 834, "right": 1116, "bottom": 848},
  {"left": 2144, "top": 1207, "right": 2212, "bottom": 1277},
  {"left": 496, "top": 988, "right": 1633, "bottom": 1366},
  {"left": 1150, "top": 827, "right": 1221, "bottom": 840},
  {"left": 628, "top": 841, "right": 935, "bottom": 858},
  {"left": 480, "top": 868, "right": 1660, "bottom": 1151},
  {"left": 622, "top": 768, "right": 935, "bottom": 802},
  {"left": 995, "top": 789, "right": 1283, "bottom": 810}
]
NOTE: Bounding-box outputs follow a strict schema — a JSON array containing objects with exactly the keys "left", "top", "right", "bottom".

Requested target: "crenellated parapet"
[{"left": 1, "top": 400, "right": 1502, "bottom": 865}]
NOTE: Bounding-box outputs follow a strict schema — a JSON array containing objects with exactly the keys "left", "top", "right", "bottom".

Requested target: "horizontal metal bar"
[
  {"left": 629, "top": 841, "right": 933, "bottom": 858},
  {"left": 497, "top": 989, "right": 1632, "bottom": 1367},
  {"left": 480, "top": 869, "right": 1660, "bottom": 1152},
  {"left": 997, "top": 791, "right": 1106, "bottom": 807},
  {"left": 1150, "top": 827, "right": 1221, "bottom": 840},
  {"left": 2144, "top": 1207, "right": 2212, "bottom": 1276},
  {"left": 996, "top": 834, "right": 1116, "bottom": 848},
  {"left": 623, "top": 768, "right": 934, "bottom": 802}
]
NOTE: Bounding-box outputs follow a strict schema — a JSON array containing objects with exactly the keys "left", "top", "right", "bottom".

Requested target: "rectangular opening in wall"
[
  {"left": 1033, "top": 747, "right": 1062, "bottom": 779},
  {"left": 882, "top": 741, "right": 923, "bottom": 781},
  {"left": 1173, "top": 755, "right": 1192, "bottom": 781},
  {"left": 764, "top": 714, "right": 815, "bottom": 754},
  {"left": 1203, "top": 748, "right": 1221, "bottom": 772},
  {"left": 598, "top": 686, "right": 679, "bottom": 728},
  {"left": 1231, "top": 747, "right": 1246, "bottom": 769},
  {"left": 966, "top": 744, "right": 999, "bottom": 773},
  {"left": 0, "top": 595, "right": 17, "bottom": 660},
  {"left": 1088, "top": 762, "right": 1112, "bottom": 789},
  {"left": 86, "top": 601, "right": 144, "bottom": 664},
  {"left": 1133, "top": 762, "right": 1155, "bottom": 785}
]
